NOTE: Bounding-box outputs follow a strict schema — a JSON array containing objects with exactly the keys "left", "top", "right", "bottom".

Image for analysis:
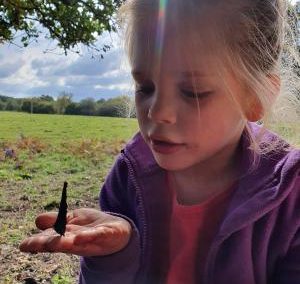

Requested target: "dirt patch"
[{"left": 0, "top": 244, "right": 79, "bottom": 283}]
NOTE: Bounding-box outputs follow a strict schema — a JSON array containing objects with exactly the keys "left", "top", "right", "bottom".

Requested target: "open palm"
[{"left": 19, "top": 208, "right": 132, "bottom": 257}]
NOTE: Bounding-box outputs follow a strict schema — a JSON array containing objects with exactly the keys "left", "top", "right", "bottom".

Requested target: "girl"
[{"left": 20, "top": 0, "right": 300, "bottom": 283}]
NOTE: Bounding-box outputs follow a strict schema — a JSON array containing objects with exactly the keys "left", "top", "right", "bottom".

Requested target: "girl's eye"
[
  {"left": 181, "top": 89, "right": 213, "bottom": 99},
  {"left": 135, "top": 83, "right": 155, "bottom": 95}
]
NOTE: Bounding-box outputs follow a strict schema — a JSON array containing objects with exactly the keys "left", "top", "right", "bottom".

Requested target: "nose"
[{"left": 147, "top": 90, "right": 177, "bottom": 124}]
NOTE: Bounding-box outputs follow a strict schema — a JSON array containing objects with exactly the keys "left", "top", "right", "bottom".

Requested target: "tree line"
[{"left": 0, "top": 92, "right": 136, "bottom": 118}]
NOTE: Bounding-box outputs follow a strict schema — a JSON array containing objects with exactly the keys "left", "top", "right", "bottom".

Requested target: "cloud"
[
  {"left": 0, "top": 61, "right": 25, "bottom": 78},
  {"left": 53, "top": 48, "right": 125, "bottom": 77},
  {"left": 0, "top": 32, "right": 132, "bottom": 100},
  {"left": 94, "top": 83, "right": 132, "bottom": 91}
]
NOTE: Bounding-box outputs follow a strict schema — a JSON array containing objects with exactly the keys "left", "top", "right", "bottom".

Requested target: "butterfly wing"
[{"left": 53, "top": 182, "right": 68, "bottom": 236}]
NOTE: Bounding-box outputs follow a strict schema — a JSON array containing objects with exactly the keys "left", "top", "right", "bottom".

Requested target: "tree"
[
  {"left": 65, "top": 102, "right": 80, "bottom": 115},
  {"left": 21, "top": 99, "right": 32, "bottom": 113},
  {"left": 34, "top": 101, "right": 55, "bottom": 114},
  {"left": 21, "top": 97, "right": 55, "bottom": 114},
  {"left": 0, "top": 95, "right": 12, "bottom": 102},
  {"left": 78, "top": 97, "right": 96, "bottom": 115},
  {"left": 0, "top": 100, "right": 6, "bottom": 110},
  {"left": 40, "top": 94, "right": 54, "bottom": 101},
  {"left": 0, "top": 0, "right": 123, "bottom": 56},
  {"left": 115, "top": 95, "right": 136, "bottom": 118},
  {"left": 97, "top": 96, "right": 135, "bottom": 117},
  {"left": 55, "top": 92, "right": 72, "bottom": 114},
  {"left": 5, "top": 98, "right": 21, "bottom": 111}
]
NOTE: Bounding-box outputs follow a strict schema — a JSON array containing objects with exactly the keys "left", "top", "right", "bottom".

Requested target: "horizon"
[{"left": 0, "top": 92, "right": 128, "bottom": 103}]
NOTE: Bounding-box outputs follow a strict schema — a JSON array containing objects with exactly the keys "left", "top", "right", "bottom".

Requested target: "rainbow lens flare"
[{"left": 155, "top": 0, "right": 169, "bottom": 69}]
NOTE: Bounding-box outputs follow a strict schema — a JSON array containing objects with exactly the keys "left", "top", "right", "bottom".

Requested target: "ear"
[
  {"left": 245, "top": 96, "right": 263, "bottom": 122},
  {"left": 245, "top": 74, "right": 280, "bottom": 122}
]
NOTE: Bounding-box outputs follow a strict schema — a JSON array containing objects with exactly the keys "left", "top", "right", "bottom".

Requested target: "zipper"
[{"left": 120, "top": 150, "right": 150, "bottom": 283}]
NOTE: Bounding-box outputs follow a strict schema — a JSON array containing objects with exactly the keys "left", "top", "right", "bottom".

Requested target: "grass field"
[
  {"left": 0, "top": 112, "right": 138, "bottom": 284},
  {"left": 0, "top": 111, "right": 298, "bottom": 283}
]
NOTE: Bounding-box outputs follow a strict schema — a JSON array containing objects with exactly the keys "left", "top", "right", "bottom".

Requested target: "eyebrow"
[
  {"left": 131, "top": 70, "right": 208, "bottom": 80},
  {"left": 180, "top": 71, "right": 208, "bottom": 78},
  {"left": 131, "top": 70, "right": 145, "bottom": 80}
]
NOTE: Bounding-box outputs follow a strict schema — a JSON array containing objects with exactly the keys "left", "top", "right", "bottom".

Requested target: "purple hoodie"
[{"left": 79, "top": 122, "right": 300, "bottom": 284}]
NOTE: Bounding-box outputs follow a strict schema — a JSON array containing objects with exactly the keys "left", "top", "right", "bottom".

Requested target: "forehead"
[{"left": 129, "top": 0, "right": 232, "bottom": 77}]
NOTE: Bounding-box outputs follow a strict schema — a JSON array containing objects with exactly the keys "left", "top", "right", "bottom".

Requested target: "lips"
[
  {"left": 150, "top": 136, "right": 185, "bottom": 154},
  {"left": 152, "top": 139, "right": 180, "bottom": 146}
]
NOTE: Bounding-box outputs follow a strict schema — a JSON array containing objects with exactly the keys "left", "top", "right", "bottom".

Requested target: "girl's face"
[{"left": 132, "top": 4, "right": 247, "bottom": 172}]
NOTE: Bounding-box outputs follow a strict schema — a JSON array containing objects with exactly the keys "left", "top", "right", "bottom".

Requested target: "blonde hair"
[{"left": 118, "top": 0, "right": 300, "bottom": 161}]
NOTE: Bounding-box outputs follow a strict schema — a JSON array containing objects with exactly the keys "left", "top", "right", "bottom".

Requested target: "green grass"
[
  {"left": 0, "top": 111, "right": 138, "bottom": 144},
  {"left": 0, "top": 112, "right": 138, "bottom": 283},
  {"left": 51, "top": 274, "right": 73, "bottom": 284},
  {"left": 0, "top": 111, "right": 298, "bottom": 283},
  {"left": 268, "top": 122, "right": 300, "bottom": 147}
]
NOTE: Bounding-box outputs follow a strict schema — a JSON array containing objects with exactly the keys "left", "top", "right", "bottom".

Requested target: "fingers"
[
  {"left": 38, "top": 208, "right": 107, "bottom": 228},
  {"left": 19, "top": 226, "right": 111, "bottom": 256},
  {"left": 67, "top": 208, "right": 104, "bottom": 226},
  {"left": 19, "top": 229, "right": 75, "bottom": 254},
  {"left": 35, "top": 211, "right": 75, "bottom": 230},
  {"left": 19, "top": 223, "right": 131, "bottom": 257},
  {"left": 21, "top": 208, "right": 132, "bottom": 257},
  {"left": 35, "top": 212, "right": 57, "bottom": 230}
]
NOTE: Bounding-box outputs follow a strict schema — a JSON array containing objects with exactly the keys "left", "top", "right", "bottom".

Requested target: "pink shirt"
[{"left": 166, "top": 173, "right": 235, "bottom": 284}]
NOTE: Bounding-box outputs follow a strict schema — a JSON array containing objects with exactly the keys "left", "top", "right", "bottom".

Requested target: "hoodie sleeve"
[
  {"left": 79, "top": 153, "right": 141, "bottom": 284},
  {"left": 273, "top": 175, "right": 300, "bottom": 284},
  {"left": 274, "top": 227, "right": 300, "bottom": 284}
]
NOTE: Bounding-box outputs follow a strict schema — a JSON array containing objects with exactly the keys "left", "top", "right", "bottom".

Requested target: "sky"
[
  {"left": 0, "top": 0, "right": 298, "bottom": 101},
  {"left": 0, "top": 32, "right": 133, "bottom": 101}
]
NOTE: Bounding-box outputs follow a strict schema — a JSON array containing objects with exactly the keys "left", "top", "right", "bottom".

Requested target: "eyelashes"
[
  {"left": 135, "top": 87, "right": 153, "bottom": 95},
  {"left": 180, "top": 90, "right": 213, "bottom": 99},
  {"left": 135, "top": 83, "right": 212, "bottom": 100},
  {"left": 135, "top": 82, "right": 155, "bottom": 96}
]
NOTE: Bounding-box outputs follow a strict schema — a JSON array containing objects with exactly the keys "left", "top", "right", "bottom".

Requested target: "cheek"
[
  {"left": 187, "top": 96, "right": 243, "bottom": 136},
  {"left": 135, "top": 98, "right": 150, "bottom": 128}
]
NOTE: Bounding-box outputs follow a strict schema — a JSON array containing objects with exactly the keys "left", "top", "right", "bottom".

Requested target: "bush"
[
  {"left": 0, "top": 101, "right": 6, "bottom": 110},
  {"left": 78, "top": 98, "right": 96, "bottom": 116},
  {"left": 65, "top": 102, "right": 81, "bottom": 115},
  {"left": 0, "top": 94, "right": 136, "bottom": 118},
  {"left": 5, "top": 99, "right": 21, "bottom": 111},
  {"left": 21, "top": 99, "right": 55, "bottom": 114},
  {"left": 34, "top": 102, "right": 55, "bottom": 114}
]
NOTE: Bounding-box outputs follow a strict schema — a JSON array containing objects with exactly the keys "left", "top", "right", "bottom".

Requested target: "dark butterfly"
[{"left": 53, "top": 181, "right": 68, "bottom": 236}]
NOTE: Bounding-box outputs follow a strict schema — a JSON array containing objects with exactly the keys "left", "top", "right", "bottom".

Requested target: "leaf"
[{"left": 0, "top": 0, "right": 120, "bottom": 56}]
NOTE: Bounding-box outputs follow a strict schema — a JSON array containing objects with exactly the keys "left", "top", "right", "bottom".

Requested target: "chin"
[{"left": 152, "top": 155, "right": 190, "bottom": 171}]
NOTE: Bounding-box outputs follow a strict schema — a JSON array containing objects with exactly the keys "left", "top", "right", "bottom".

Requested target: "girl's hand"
[{"left": 19, "top": 208, "right": 132, "bottom": 257}]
